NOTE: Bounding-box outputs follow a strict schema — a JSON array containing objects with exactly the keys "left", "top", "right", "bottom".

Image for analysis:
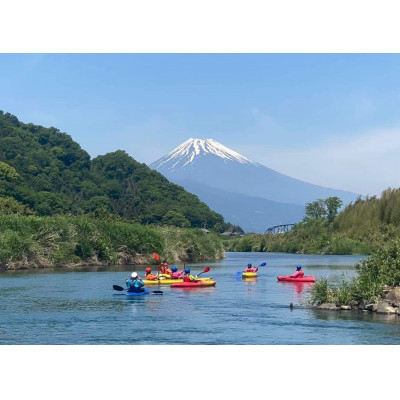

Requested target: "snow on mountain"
[
  {"left": 149, "top": 138, "right": 359, "bottom": 232},
  {"left": 152, "top": 138, "right": 260, "bottom": 171}
]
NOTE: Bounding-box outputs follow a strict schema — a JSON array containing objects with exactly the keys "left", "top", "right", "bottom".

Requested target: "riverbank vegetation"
[
  {"left": 0, "top": 215, "right": 224, "bottom": 270},
  {"left": 308, "top": 239, "right": 400, "bottom": 306},
  {"left": 225, "top": 191, "right": 400, "bottom": 255}
]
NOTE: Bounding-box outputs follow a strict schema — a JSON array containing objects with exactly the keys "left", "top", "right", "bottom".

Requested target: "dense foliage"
[
  {"left": 225, "top": 192, "right": 400, "bottom": 255},
  {"left": 0, "top": 110, "right": 225, "bottom": 230},
  {"left": 308, "top": 239, "right": 400, "bottom": 306},
  {"left": 0, "top": 215, "right": 224, "bottom": 269}
]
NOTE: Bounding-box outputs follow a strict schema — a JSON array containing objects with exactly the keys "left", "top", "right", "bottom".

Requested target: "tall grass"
[
  {"left": 0, "top": 215, "right": 224, "bottom": 269},
  {"left": 308, "top": 239, "right": 400, "bottom": 306}
]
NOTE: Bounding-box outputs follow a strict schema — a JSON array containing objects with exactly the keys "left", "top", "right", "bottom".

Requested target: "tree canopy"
[{"left": 0, "top": 110, "right": 228, "bottom": 230}]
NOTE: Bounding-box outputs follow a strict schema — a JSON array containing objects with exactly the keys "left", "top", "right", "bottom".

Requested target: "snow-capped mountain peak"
[{"left": 151, "top": 138, "right": 260, "bottom": 171}]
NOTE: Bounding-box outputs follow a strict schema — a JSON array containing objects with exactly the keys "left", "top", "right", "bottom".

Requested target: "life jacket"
[
  {"left": 127, "top": 279, "right": 145, "bottom": 292},
  {"left": 171, "top": 270, "right": 184, "bottom": 279},
  {"left": 245, "top": 267, "right": 258, "bottom": 273},
  {"left": 159, "top": 265, "right": 172, "bottom": 275},
  {"left": 183, "top": 274, "right": 196, "bottom": 282},
  {"left": 291, "top": 270, "right": 304, "bottom": 278},
  {"left": 145, "top": 273, "right": 158, "bottom": 281}
]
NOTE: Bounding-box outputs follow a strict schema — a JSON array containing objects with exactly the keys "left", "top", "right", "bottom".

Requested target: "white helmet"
[{"left": 131, "top": 272, "right": 138, "bottom": 278}]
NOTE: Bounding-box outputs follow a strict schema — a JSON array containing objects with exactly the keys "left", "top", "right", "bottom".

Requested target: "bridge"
[{"left": 265, "top": 224, "right": 295, "bottom": 234}]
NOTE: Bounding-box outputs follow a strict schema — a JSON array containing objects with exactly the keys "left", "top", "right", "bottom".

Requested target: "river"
[{"left": 1, "top": 252, "right": 400, "bottom": 345}]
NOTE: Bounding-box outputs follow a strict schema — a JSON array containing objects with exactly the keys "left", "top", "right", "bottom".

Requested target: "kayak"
[
  {"left": 171, "top": 280, "right": 216, "bottom": 288},
  {"left": 118, "top": 289, "right": 150, "bottom": 296},
  {"left": 143, "top": 277, "right": 211, "bottom": 285},
  {"left": 277, "top": 275, "right": 316, "bottom": 282},
  {"left": 242, "top": 272, "right": 258, "bottom": 278}
]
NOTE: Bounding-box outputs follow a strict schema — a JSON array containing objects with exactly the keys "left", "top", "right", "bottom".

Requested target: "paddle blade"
[
  {"left": 259, "top": 262, "right": 267, "bottom": 267},
  {"left": 236, "top": 271, "right": 243, "bottom": 275},
  {"left": 152, "top": 290, "right": 163, "bottom": 295},
  {"left": 113, "top": 285, "right": 125, "bottom": 291},
  {"left": 153, "top": 253, "right": 160, "bottom": 261},
  {"left": 203, "top": 266, "right": 211, "bottom": 273}
]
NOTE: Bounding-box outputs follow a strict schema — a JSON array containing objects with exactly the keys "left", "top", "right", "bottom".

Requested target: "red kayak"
[
  {"left": 277, "top": 275, "right": 316, "bottom": 282},
  {"left": 171, "top": 280, "right": 216, "bottom": 288}
]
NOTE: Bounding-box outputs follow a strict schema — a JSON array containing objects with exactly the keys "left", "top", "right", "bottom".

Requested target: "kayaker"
[
  {"left": 159, "top": 260, "right": 172, "bottom": 276},
  {"left": 125, "top": 272, "right": 146, "bottom": 292},
  {"left": 244, "top": 263, "right": 258, "bottom": 273},
  {"left": 182, "top": 268, "right": 198, "bottom": 283},
  {"left": 144, "top": 267, "right": 158, "bottom": 281},
  {"left": 170, "top": 266, "right": 184, "bottom": 279},
  {"left": 290, "top": 265, "right": 305, "bottom": 278}
]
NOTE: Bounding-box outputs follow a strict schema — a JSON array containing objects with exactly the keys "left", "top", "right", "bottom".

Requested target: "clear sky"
[{"left": 1, "top": 53, "right": 400, "bottom": 196}]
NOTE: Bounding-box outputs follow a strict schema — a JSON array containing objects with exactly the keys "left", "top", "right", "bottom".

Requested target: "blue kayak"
[{"left": 118, "top": 289, "right": 150, "bottom": 296}]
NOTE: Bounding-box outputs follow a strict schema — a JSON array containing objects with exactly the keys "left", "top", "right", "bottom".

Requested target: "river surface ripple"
[{"left": 1, "top": 252, "right": 400, "bottom": 345}]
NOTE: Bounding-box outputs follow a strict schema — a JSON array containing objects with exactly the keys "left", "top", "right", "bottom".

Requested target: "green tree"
[
  {"left": 324, "top": 196, "right": 343, "bottom": 222},
  {"left": 305, "top": 199, "right": 327, "bottom": 220},
  {"left": 0, "top": 162, "right": 19, "bottom": 181},
  {"left": 162, "top": 211, "right": 191, "bottom": 228}
]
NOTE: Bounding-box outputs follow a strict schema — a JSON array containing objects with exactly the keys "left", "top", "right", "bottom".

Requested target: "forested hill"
[{"left": 0, "top": 110, "right": 225, "bottom": 229}]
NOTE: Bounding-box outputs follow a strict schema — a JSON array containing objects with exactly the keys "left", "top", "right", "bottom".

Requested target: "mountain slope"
[
  {"left": 0, "top": 111, "right": 224, "bottom": 229},
  {"left": 176, "top": 180, "right": 306, "bottom": 232},
  {"left": 150, "top": 138, "right": 358, "bottom": 206}
]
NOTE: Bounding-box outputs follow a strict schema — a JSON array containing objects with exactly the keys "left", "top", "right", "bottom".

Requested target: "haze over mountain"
[{"left": 150, "top": 138, "right": 359, "bottom": 232}]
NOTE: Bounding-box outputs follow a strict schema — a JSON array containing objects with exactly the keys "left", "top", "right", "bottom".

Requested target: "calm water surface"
[{"left": 1, "top": 252, "right": 400, "bottom": 345}]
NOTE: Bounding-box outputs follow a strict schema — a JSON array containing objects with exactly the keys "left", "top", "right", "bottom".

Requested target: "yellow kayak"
[
  {"left": 143, "top": 277, "right": 212, "bottom": 285},
  {"left": 242, "top": 272, "right": 258, "bottom": 278}
]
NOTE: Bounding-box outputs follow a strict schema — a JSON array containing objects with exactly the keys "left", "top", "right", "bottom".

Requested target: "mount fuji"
[{"left": 149, "top": 139, "right": 358, "bottom": 232}]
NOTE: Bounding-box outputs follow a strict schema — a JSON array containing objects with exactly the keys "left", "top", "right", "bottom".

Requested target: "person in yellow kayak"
[
  {"left": 244, "top": 263, "right": 258, "bottom": 273},
  {"left": 290, "top": 265, "right": 305, "bottom": 278},
  {"left": 182, "top": 268, "right": 198, "bottom": 282},
  {"left": 159, "top": 260, "right": 172, "bottom": 276},
  {"left": 125, "top": 272, "right": 146, "bottom": 293},
  {"left": 170, "top": 266, "right": 184, "bottom": 279},
  {"left": 144, "top": 267, "right": 158, "bottom": 281}
]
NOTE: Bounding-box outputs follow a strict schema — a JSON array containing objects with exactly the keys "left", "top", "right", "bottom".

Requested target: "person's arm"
[{"left": 290, "top": 271, "right": 300, "bottom": 278}]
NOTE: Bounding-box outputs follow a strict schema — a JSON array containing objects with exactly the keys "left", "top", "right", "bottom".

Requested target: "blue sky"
[{"left": 1, "top": 53, "right": 400, "bottom": 195}]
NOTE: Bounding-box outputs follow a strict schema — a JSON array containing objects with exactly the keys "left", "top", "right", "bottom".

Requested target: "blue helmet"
[
  {"left": 171, "top": 266, "right": 178, "bottom": 272},
  {"left": 296, "top": 265, "right": 302, "bottom": 271},
  {"left": 184, "top": 268, "right": 190, "bottom": 274}
]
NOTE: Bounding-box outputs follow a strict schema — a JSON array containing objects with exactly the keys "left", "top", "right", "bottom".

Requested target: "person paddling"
[
  {"left": 182, "top": 268, "right": 198, "bottom": 283},
  {"left": 290, "top": 265, "right": 304, "bottom": 278},
  {"left": 144, "top": 267, "right": 158, "bottom": 281},
  {"left": 126, "top": 272, "right": 145, "bottom": 292},
  {"left": 244, "top": 263, "right": 258, "bottom": 273},
  {"left": 170, "top": 266, "right": 184, "bottom": 279},
  {"left": 159, "top": 260, "right": 172, "bottom": 276}
]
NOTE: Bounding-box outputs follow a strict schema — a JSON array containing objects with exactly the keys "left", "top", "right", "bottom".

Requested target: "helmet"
[
  {"left": 247, "top": 263, "right": 250, "bottom": 267},
  {"left": 296, "top": 265, "right": 302, "bottom": 271},
  {"left": 131, "top": 272, "right": 138, "bottom": 278},
  {"left": 249, "top": 263, "right": 252, "bottom": 267},
  {"left": 163, "top": 262, "right": 168, "bottom": 266},
  {"left": 184, "top": 268, "right": 190, "bottom": 274},
  {"left": 145, "top": 268, "right": 151, "bottom": 273},
  {"left": 171, "top": 266, "right": 178, "bottom": 272}
]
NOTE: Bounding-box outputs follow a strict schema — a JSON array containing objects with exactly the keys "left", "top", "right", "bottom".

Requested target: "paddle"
[
  {"left": 196, "top": 266, "right": 210, "bottom": 277},
  {"left": 236, "top": 262, "right": 267, "bottom": 274},
  {"left": 112, "top": 285, "right": 163, "bottom": 295}
]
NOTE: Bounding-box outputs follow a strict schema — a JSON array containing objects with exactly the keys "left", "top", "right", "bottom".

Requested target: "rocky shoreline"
[{"left": 316, "top": 287, "right": 400, "bottom": 315}]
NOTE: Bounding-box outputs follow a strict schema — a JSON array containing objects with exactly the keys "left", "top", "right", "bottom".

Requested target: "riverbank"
[
  {"left": 222, "top": 230, "right": 372, "bottom": 255},
  {"left": 316, "top": 287, "right": 400, "bottom": 315},
  {"left": 308, "top": 239, "right": 400, "bottom": 311},
  {"left": 0, "top": 215, "right": 224, "bottom": 270}
]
